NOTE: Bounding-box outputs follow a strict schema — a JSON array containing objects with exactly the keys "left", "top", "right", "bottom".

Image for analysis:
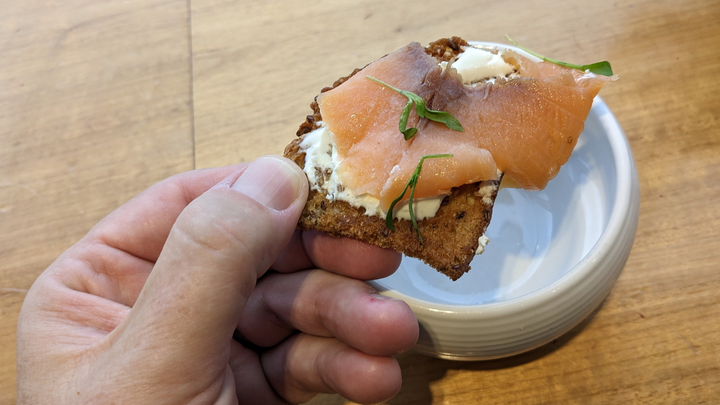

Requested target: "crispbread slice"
[
  {"left": 284, "top": 139, "right": 500, "bottom": 281},
  {"left": 285, "top": 37, "right": 499, "bottom": 280}
]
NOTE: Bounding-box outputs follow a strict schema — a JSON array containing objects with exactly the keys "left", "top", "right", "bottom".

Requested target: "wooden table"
[{"left": 2, "top": 0, "right": 719, "bottom": 403}]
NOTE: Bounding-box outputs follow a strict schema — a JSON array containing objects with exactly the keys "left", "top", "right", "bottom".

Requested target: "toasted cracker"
[
  {"left": 284, "top": 139, "right": 499, "bottom": 281},
  {"left": 286, "top": 37, "right": 498, "bottom": 280}
]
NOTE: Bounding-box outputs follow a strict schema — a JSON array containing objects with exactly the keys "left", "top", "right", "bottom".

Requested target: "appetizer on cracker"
[{"left": 285, "top": 37, "right": 614, "bottom": 280}]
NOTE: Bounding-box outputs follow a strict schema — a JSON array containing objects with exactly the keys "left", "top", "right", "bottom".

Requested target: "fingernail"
[{"left": 231, "top": 156, "right": 304, "bottom": 210}]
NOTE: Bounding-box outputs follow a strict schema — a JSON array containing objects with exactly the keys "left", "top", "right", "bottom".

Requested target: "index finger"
[{"left": 272, "top": 230, "right": 402, "bottom": 280}]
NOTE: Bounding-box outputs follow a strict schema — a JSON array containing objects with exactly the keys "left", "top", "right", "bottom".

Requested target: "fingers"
[
  {"left": 271, "top": 230, "right": 314, "bottom": 272},
  {"left": 272, "top": 230, "right": 402, "bottom": 279},
  {"left": 229, "top": 341, "right": 290, "bottom": 405},
  {"left": 75, "top": 160, "right": 401, "bottom": 308},
  {"left": 111, "top": 156, "right": 308, "bottom": 380},
  {"left": 238, "top": 270, "right": 418, "bottom": 356},
  {"left": 302, "top": 231, "right": 401, "bottom": 278},
  {"left": 262, "top": 334, "right": 403, "bottom": 404},
  {"left": 91, "top": 163, "right": 249, "bottom": 263},
  {"left": 63, "top": 164, "right": 250, "bottom": 307}
]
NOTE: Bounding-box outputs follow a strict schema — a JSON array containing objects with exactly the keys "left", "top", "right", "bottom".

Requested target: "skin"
[{"left": 16, "top": 156, "right": 419, "bottom": 405}]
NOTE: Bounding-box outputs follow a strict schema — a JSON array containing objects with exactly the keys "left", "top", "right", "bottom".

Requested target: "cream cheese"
[
  {"left": 393, "top": 196, "right": 445, "bottom": 221},
  {"left": 443, "top": 46, "right": 517, "bottom": 85},
  {"left": 477, "top": 180, "right": 500, "bottom": 205},
  {"left": 476, "top": 235, "right": 490, "bottom": 255},
  {"left": 299, "top": 124, "right": 445, "bottom": 220},
  {"left": 299, "top": 123, "right": 383, "bottom": 216}
]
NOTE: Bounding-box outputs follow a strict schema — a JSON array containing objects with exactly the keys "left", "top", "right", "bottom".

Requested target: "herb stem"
[
  {"left": 505, "top": 36, "right": 614, "bottom": 76},
  {"left": 385, "top": 154, "right": 453, "bottom": 245}
]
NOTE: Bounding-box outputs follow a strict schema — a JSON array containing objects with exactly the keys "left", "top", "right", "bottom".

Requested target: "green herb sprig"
[
  {"left": 366, "top": 76, "right": 463, "bottom": 140},
  {"left": 505, "top": 35, "right": 614, "bottom": 76},
  {"left": 385, "top": 154, "right": 453, "bottom": 245}
]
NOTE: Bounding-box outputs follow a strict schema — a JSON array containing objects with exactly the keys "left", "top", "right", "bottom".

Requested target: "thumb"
[{"left": 113, "top": 156, "right": 308, "bottom": 369}]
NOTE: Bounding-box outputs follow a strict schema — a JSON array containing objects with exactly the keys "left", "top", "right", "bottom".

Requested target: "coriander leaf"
[
  {"left": 366, "top": 76, "right": 464, "bottom": 140},
  {"left": 505, "top": 35, "right": 614, "bottom": 76},
  {"left": 385, "top": 154, "right": 453, "bottom": 245}
]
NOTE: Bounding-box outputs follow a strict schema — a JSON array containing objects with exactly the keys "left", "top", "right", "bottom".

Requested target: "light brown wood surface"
[{"left": 1, "top": 0, "right": 719, "bottom": 403}]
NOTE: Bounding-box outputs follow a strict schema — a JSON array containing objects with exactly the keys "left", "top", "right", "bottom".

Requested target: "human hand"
[{"left": 16, "top": 156, "right": 418, "bottom": 404}]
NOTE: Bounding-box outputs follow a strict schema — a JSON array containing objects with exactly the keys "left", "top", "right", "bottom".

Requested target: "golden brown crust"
[
  {"left": 284, "top": 138, "right": 499, "bottom": 281},
  {"left": 287, "top": 37, "right": 499, "bottom": 280},
  {"left": 425, "top": 36, "right": 469, "bottom": 61}
]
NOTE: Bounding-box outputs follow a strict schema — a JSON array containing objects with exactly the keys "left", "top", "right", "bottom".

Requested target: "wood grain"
[
  {"left": 0, "top": 0, "right": 194, "bottom": 403},
  {"left": 2, "top": 0, "right": 719, "bottom": 403}
]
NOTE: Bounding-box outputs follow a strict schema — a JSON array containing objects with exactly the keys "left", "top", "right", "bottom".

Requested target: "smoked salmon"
[{"left": 316, "top": 41, "right": 613, "bottom": 211}]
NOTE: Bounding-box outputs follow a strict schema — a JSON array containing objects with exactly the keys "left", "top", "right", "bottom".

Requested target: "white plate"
[{"left": 368, "top": 95, "right": 639, "bottom": 360}]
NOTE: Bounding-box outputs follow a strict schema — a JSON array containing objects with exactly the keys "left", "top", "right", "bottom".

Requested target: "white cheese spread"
[
  {"left": 299, "top": 124, "right": 445, "bottom": 220},
  {"left": 476, "top": 235, "right": 490, "bottom": 254},
  {"left": 442, "top": 46, "right": 518, "bottom": 85}
]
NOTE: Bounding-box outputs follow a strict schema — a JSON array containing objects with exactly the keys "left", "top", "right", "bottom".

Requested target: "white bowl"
[{"left": 368, "top": 88, "right": 640, "bottom": 359}]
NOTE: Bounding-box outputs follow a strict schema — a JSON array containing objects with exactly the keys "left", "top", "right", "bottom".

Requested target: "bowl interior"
[{"left": 371, "top": 100, "right": 618, "bottom": 306}]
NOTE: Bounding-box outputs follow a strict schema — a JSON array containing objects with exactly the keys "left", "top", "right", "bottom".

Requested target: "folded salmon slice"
[{"left": 317, "top": 42, "right": 613, "bottom": 211}]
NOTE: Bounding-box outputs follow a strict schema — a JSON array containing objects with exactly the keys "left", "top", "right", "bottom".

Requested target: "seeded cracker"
[{"left": 285, "top": 38, "right": 499, "bottom": 281}]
